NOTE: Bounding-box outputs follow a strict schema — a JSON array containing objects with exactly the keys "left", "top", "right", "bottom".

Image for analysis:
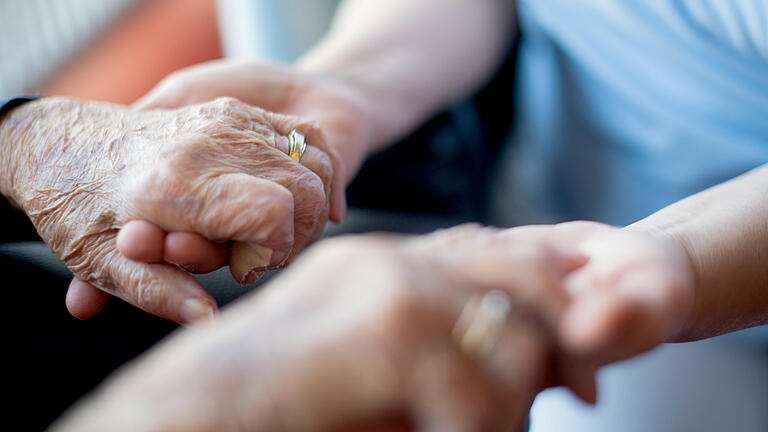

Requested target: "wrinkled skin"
[
  {"left": 68, "top": 60, "right": 369, "bottom": 320},
  {"left": 51, "top": 225, "right": 599, "bottom": 432},
  {"left": 135, "top": 60, "right": 371, "bottom": 186},
  {"left": 0, "top": 96, "right": 340, "bottom": 324}
]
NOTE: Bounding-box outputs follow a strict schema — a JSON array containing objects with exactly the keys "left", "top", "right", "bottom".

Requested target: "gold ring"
[
  {"left": 452, "top": 290, "right": 511, "bottom": 358},
  {"left": 288, "top": 129, "right": 307, "bottom": 162}
]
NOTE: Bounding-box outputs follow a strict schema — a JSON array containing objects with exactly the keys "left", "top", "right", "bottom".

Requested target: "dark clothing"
[{"left": 0, "top": 96, "right": 39, "bottom": 120}]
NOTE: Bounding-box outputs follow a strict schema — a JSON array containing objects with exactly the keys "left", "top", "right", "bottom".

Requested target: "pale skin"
[
  {"left": 3, "top": 0, "right": 768, "bottom": 428},
  {"left": 51, "top": 226, "right": 601, "bottom": 432},
  {"left": 67, "top": 0, "right": 519, "bottom": 320},
  {"left": 0, "top": 96, "right": 344, "bottom": 324},
  {"left": 101, "top": 0, "right": 768, "bottom": 366}
]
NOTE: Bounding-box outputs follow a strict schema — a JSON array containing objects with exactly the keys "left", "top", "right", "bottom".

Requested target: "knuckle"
[
  {"left": 263, "top": 188, "right": 294, "bottom": 220},
  {"left": 129, "top": 154, "right": 190, "bottom": 208},
  {"left": 265, "top": 111, "right": 297, "bottom": 131},
  {"left": 198, "top": 115, "right": 227, "bottom": 132},
  {"left": 375, "top": 282, "right": 422, "bottom": 340},
  {"left": 199, "top": 97, "right": 249, "bottom": 128},
  {"left": 129, "top": 276, "right": 167, "bottom": 313},
  {"left": 103, "top": 258, "right": 164, "bottom": 312},
  {"left": 313, "top": 151, "right": 334, "bottom": 186},
  {"left": 295, "top": 174, "right": 326, "bottom": 214},
  {"left": 130, "top": 276, "right": 155, "bottom": 310},
  {"left": 243, "top": 192, "right": 294, "bottom": 243},
  {"left": 211, "top": 96, "right": 242, "bottom": 110}
]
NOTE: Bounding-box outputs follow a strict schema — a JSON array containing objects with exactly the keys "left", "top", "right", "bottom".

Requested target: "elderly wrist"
[
  {"left": 0, "top": 98, "right": 42, "bottom": 203},
  {"left": 1, "top": 98, "right": 60, "bottom": 202},
  {"left": 624, "top": 221, "right": 699, "bottom": 342}
]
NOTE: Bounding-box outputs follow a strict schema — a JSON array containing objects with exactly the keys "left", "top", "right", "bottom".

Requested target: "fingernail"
[
  {"left": 232, "top": 242, "right": 273, "bottom": 268},
  {"left": 230, "top": 242, "right": 276, "bottom": 285},
  {"left": 242, "top": 270, "right": 266, "bottom": 285},
  {"left": 181, "top": 298, "right": 215, "bottom": 326}
]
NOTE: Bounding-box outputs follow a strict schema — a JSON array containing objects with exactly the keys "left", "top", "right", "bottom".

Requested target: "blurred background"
[
  {"left": 0, "top": 0, "right": 339, "bottom": 103},
  {"left": 2, "top": 2, "right": 768, "bottom": 432}
]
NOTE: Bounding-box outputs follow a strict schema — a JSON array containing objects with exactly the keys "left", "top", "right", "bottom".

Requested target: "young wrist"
[
  {"left": 297, "top": 39, "right": 413, "bottom": 154},
  {"left": 625, "top": 218, "right": 700, "bottom": 342}
]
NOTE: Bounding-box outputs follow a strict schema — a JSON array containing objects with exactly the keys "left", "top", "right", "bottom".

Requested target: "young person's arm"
[
  {"left": 631, "top": 164, "right": 768, "bottom": 341},
  {"left": 521, "top": 165, "right": 768, "bottom": 366},
  {"left": 298, "top": 0, "right": 517, "bottom": 152}
]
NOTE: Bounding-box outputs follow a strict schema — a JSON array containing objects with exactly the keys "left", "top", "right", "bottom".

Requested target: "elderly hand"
[
  {"left": 0, "top": 96, "right": 336, "bottom": 324},
  {"left": 135, "top": 59, "right": 370, "bottom": 198},
  {"left": 67, "top": 60, "right": 367, "bottom": 320},
  {"left": 51, "top": 226, "right": 597, "bottom": 432},
  {"left": 505, "top": 222, "right": 696, "bottom": 366}
]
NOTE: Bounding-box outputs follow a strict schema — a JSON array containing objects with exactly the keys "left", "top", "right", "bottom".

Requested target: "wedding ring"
[
  {"left": 453, "top": 290, "right": 511, "bottom": 358},
  {"left": 288, "top": 129, "right": 307, "bottom": 162}
]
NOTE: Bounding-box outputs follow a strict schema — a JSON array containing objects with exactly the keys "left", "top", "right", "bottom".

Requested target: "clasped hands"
[
  {"left": 0, "top": 64, "right": 355, "bottom": 324},
  {"left": 38, "top": 60, "right": 366, "bottom": 325},
  {"left": 53, "top": 222, "right": 694, "bottom": 431},
  {"left": 2, "top": 59, "right": 696, "bottom": 429}
]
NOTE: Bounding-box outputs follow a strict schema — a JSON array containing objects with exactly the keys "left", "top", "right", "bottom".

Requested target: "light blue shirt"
[{"left": 494, "top": 0, "right": 768, "bottom": 226}]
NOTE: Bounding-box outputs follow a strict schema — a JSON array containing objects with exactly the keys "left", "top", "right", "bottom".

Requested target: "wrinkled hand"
[
  {"left": 0, "top": 97, "right": 337, "bottom": 324},
  {"left": 51, "top": 226, "right": 597, "bottom": 432},
  {"left": 136, "top": 59, "right": 371, "bottom": 202},
  {"left": 507, "top": 222, "right": 696, "bottom": 366},
  {"left": 69, "top": 60, "right": 371, "bottom": 320}
]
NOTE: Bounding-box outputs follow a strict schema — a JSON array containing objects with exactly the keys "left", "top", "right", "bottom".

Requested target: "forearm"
[
  {"left": 630, "top": 164, "right": 768, "bottom": 341},
  {"left": 48, "top": 327, "right": 278, "bottom": 432},
  {"left": 298, "top": 0, "right": 516, "bottom": 151}
]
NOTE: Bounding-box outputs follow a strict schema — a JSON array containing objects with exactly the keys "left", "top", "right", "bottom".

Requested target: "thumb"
[{"left": 66, "top": 277, "right": 112, "bottom": 320}]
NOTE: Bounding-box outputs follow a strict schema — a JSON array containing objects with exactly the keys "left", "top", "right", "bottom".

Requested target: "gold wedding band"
[
  {"left": 453, "top": 290, "right": 511, "bottom": 358},
  {"left": 288, "top": 129, "right": 307, "bottom": 163}
]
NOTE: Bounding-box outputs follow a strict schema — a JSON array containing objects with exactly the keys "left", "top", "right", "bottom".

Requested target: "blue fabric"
[{"left": 505, "top": 0, "right": 768, "bottom": 226}]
